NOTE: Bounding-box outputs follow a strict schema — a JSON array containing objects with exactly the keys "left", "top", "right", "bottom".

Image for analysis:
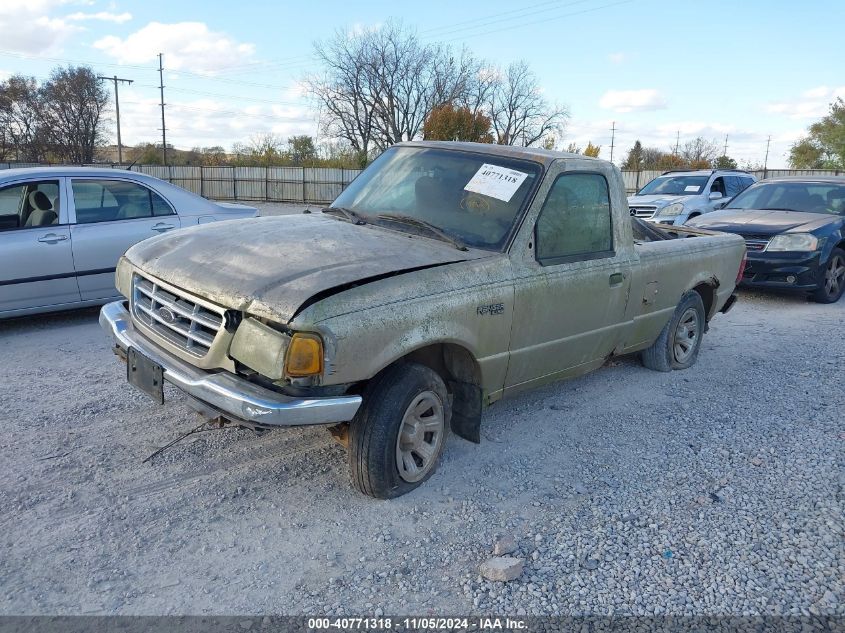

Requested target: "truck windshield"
[
  {"left": 331, "top": 146, "right": 542, "bottom": 250},
  {"left": 637, "top": 175, "right": 708, "bottom": 196}
]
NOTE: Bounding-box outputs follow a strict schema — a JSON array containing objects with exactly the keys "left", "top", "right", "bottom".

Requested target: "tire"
[
  {"left": 811, "top": 248, "right": 845, "bottom": 304},
  {"left": 641, "top": 291, "right": 706, "bottom": 372},
  {"left": 348, "top": 362, "right": 450, "bottom": 499}
]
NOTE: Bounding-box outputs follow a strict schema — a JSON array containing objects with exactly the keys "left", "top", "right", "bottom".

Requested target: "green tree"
[
  {"left": 564, "top": 142, "right": 581, "bottom": 154},
  {"left": 288, "top": 135, "right": 317, "bottom": 165},
  {"left": 789, "top": 98, "right": 845, "bottom": 169},
  {"left": 622, "top": 140, "right": 643, "bottom": 170},
  {"left": 422, "top": 104, "right": 493, "bottom": 143},
  {"left": 713, "top": 155, "right": 737, "bottom": 169}
]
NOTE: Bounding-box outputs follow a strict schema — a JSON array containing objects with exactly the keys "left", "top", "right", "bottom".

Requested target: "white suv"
[{"left": 628, "top": 169, "right": 756, "bottom": 226}]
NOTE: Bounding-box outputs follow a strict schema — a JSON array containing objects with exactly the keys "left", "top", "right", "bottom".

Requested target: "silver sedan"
[{"left": 0, "top": 167, "right": 258, "bottom": 319}]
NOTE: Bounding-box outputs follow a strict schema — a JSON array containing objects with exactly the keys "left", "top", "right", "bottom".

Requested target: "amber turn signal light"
[{"left": 285, "top": 333, "right": 324, "bottom": 377}]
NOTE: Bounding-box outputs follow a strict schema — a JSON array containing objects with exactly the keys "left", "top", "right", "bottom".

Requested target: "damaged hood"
[{"left": 124, "top": 214, "right": 486, "bottom": 323}]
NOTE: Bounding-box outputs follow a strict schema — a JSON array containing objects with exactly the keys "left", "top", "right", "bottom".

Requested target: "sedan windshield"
[
  {"left": 330, "top": 146, "right": 542, "bottom": 250},
  {"left": 637, "top": 175, "right": 708, "bottom": 196},
  {"left": 727, "top": 182, "right": 845, "bottom": 215}
]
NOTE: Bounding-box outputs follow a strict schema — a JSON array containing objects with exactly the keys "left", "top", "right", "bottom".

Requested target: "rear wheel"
[
  {"left": 812, "top": 248, "right": 845, "bottom": 304},
  {"left": 641, "top": 291, "right": 706, "bottom": 372},
  {"left": 348, "top": 362, "right": 449, "bottom": 499}
]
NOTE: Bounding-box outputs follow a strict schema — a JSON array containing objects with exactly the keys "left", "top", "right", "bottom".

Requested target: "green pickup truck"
[{"left": 101, "top": 142, "right": 746, "bottom": 498}]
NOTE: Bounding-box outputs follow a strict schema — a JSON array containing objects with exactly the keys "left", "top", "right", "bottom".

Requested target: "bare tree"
[
  {"left": 307, "top": 21, "right": 485, "bottom": 161},
  {"left": 40, "top": 66, "right": 109, "bottom": 163},
  {"left": 487, "top": 61, "right": 568, "bottom": 147},
  {"left": 679, "top": 137, "right": 720, "bottom": 167},
  {"left": 0, "top": 75, "right": 49, "bottom": 161}
]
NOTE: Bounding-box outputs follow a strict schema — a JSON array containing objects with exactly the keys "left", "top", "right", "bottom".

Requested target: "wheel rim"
[
  {"left": 672, "top": 307, "right": 700, "bottom": 363},
  {"left": 395, "top": 391, "right": 444, "bottom": 483},
  {"left": 824, "top": 255, "right": 845, "bottom": 298}
]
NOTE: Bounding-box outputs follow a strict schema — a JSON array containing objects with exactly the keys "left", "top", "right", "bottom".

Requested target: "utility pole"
[
  {"left": 723, "top": 134, "right": 729, "bottom": 156},
  {"left": 763, "top": 135, "right": 771, "bottom": 178},
  {"left": 158, "top": 53, "right": 167, "bottom": 165},
  {"left": 609, "top": 121, "right": 616, "bottom": 163},
  {"left": 674, "top": 131, "right": 680, "bottom": 155},
  {"left": 97, "top": 75, "right": 133, "bottom": 164}
]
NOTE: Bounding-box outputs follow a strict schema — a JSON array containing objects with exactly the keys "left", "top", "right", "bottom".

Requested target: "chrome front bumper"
[{"left": 99, "top": 301, "right": 362, "bottom": 427}]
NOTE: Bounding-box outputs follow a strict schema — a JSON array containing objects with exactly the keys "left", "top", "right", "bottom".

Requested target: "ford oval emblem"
[{"left": 158, "top": 307, "right": 176, "bottom": 324}]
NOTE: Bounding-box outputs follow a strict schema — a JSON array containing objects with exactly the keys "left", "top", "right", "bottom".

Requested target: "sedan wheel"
[{"left": 813, "top": 248, "right": 845, "bottom": 304}]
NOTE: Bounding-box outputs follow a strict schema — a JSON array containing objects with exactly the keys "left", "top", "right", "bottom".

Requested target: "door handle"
[
  {"left": 609, "top": 272, "right": 625, "bottom": 287},
  {"left": 37, "top": 233, "right": 68, "bottom": 244},
  {"left": 151, "top": 223, "right": 176, "bottom": 232}
]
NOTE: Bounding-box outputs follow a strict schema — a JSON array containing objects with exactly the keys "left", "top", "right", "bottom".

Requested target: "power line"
[
  {"left": 422, "top": 0, "right": 593, "bottom": 39},
  {"left": 439, "top": 0, "right": 634, "bottom": 43},
  {"left": 97, "top": 75, "right": 133, "bottom": 164},
  {"left": 130, "top": 84, "right": 302, "bottom": 106}
]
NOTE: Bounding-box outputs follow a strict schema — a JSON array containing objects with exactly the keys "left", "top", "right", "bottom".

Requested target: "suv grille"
[
  {"left": 629, "top": 206, "right": 657, "bottom": 218},
  {"left": 131, "top": 274, "right": 224, "bottom": 357},
  {"left": 740, "top": 234, "right": 771, "bottom": 252}
]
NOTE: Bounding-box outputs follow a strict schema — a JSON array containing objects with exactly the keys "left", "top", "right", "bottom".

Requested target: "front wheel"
[
  {"left": 641, "top": 291, "right": 706, "bottom": 372},
  {"left": 347, "top": 362, "right": 449, "bottom": 499},
  {"left": 812, "top": 248, "right": 845, "bottom": 304}
]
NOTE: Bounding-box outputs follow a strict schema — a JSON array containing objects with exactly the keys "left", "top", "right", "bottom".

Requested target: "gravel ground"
[{"left": 0, "top": 289, "right": 842, "bottom": 617}]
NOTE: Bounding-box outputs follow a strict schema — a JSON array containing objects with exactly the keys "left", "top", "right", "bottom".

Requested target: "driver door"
[
  {"left": 0, "top": 178, "right": 79, "bottom": 315},
  {"left": 505, "top": 163, "right": 632, "bottom": 393}
]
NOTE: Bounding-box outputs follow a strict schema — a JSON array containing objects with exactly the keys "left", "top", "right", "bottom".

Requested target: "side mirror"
[{"left": 709, "top": 191, "right": 723, "bottom": 201}]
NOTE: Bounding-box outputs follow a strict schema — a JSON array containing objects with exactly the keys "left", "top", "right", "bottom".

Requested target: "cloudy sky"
[{"left": 1, "top": 0, "right": 842, "bottom": 167}]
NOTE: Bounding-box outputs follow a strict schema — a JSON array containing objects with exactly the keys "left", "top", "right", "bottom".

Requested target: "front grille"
[
  {"left": 630, "top": 206, "right": 657, "bottom": 218},
  {"left": 131, "top": 274, "right": 224, "bottom": 358},
  {"left": 740, "top": 234, "right": 771, "bottom": 252}
]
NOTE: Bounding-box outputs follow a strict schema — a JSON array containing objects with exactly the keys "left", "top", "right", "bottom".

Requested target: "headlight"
[
  {"left": 657, "top": 202, "right": 684, "bottom": 217},
  {"left": 766, "top": 233, "right": 819, "bottom": 252},
  {"left": 285, "top": 333, "right": 324, "bottom": 377},
  {"left": 115, "top": 257, "right": 133, "bottom": 297},
  {"left": 229, "top": 318, "right": 289, "bottom": 380}
]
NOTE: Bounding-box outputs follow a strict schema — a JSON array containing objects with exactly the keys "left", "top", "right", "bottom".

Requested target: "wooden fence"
[{"left": 2, "top": 163, "right": 842, "bottom": 201}]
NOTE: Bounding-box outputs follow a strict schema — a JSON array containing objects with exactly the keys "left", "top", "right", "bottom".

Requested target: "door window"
[
  {"left": 725, "top": 176, "right": 743, "bottom": 197},
  {"left": 72, "top": 179, "right": 174, "bottom": 224},
  {"left": 0, "top": 181, "right": 60, "bottom": 231},
  {"left": 710, "top": 177, "right": 727, "bottom": 196},
  {"left": 535, "top": 173, "right": 613, "bottom": 264}
]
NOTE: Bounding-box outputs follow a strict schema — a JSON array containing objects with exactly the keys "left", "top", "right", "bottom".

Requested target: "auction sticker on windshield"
[{"left": 464, "top": 164, "right": 528, "bottom": 202}]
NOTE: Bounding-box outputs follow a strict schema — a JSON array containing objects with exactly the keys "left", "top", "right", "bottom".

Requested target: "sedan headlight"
[
  {"left": 657, "top": 202, "right": 684, "bottom": 217},
  {"left": 766, "top": 233, "right": 819, "bottom": 252}
]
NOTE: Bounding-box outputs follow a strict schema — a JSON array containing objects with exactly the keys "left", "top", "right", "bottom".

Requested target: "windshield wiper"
[
  {"left": 322, "top": 206, "right": 369, "bottom": 225},
  {"left": 375, "top": 214, "right": 468, "bottom": 251},
  {"left": 762, "top": 208, "right": 799, "bottom": 213}
]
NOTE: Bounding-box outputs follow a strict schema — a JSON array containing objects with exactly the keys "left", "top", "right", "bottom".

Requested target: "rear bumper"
[
  {"left": 739, "top": 252, "right": 822, "bottom": 291},
  {"left": 99, "top": 300, "right": 362, "bottom": 427}
]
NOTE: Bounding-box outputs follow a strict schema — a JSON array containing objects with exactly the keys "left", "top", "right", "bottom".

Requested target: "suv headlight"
[
  {"left": 657, "top": 202, "right": 684, "bottom": 217},
  {"left": 766, "top": 233, "right": 819, "bottom": 252}
]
